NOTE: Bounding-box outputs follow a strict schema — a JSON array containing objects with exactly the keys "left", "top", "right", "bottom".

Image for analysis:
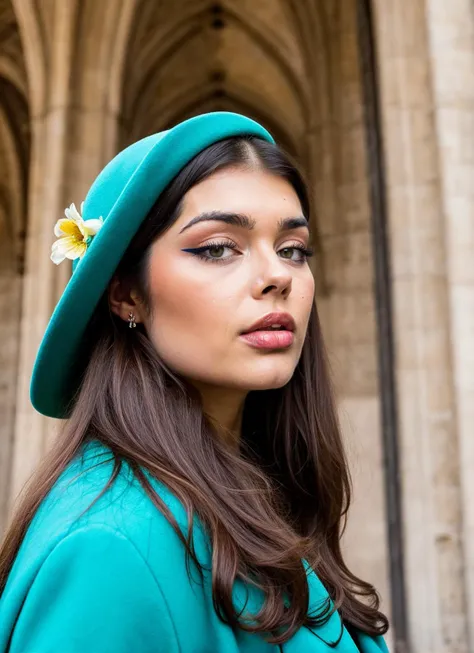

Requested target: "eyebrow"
[{"left": 178, "top": 211, "right": 309, "bottom": 234}]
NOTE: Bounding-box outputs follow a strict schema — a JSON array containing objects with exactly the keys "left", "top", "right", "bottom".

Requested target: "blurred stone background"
[{"left": 0, "top": 1, "right": 473, "bottom": 652}]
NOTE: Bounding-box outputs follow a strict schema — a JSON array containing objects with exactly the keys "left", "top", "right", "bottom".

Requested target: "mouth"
[
  {"left": 240, "top": 312, "right": 296, "bottom": 335},
  {"left": 239, "top": 312, "right": 296, "bottom": 350}
]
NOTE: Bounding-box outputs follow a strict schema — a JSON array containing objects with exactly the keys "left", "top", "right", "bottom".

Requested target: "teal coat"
[{"left": 0, "top": 441, "right": 389, "bottom": 652}]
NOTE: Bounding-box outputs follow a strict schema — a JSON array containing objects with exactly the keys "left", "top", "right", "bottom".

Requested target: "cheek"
[
  {"left": 297, "top": 274, "right": 316, "bottom": 322},
  {"left": 145, "top": 256, "right": 236, "bottom": 368}
]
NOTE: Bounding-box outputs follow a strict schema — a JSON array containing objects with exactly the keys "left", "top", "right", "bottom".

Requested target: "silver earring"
[{"left": 128, "top": 311, "right": 137, "bottom": 329}]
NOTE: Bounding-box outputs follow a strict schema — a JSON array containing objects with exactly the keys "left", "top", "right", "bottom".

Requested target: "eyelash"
[{"left": 182, "top": 239, "right": 314, "bottom": 265}]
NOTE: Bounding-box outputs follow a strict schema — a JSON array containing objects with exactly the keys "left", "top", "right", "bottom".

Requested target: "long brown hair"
[{"left": 0, "top": 136, "right": 388, "bottom": 644}]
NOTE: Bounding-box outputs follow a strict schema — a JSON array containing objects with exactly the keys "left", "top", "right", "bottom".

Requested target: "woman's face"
[{"left": 143, "top": 167, "right": 315, "bottom": 394}]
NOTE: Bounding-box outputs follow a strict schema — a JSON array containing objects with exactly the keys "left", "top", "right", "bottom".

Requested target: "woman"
[{"left": 0, "top": 112, "right": 389, "bottom": 652}]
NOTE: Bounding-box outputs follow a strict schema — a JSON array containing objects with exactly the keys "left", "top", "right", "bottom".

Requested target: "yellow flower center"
[{"left": 59, "top": 219, "right": 84, "bottom": 242}]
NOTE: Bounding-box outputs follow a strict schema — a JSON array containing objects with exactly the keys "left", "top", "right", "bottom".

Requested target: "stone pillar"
[
  {"left": 0, "top": 0, "right": 29, "bottom": 538},
  {"left": 372, "top": 1, "right": 469, "bottom": 651},
  {"left": 10, "top": 1, "right": 83, "bottom": 503},
  {"left": 0, "top": 202, "right": 22, "bottom": 534},
  {"left": 9, "top": 0, "right": 124, "bottom": 504},
  {"left": 425, "top": 0, "right": 474, "bottom": 639},
  {"left": 313, "top": 0, "right": 392, "bottom": 635}
]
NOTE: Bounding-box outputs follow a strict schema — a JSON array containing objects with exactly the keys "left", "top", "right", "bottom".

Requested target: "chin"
[{"left": 240, "top": 361, "right": 298, "bottom": 391}]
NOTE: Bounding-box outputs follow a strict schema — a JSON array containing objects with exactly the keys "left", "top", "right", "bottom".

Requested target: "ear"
[{"left": 108, "top": 276, "right": 146, "bottom": 325}]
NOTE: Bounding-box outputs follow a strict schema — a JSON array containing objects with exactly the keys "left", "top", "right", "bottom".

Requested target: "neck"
[{"left": 192, "top": 382, "right": 246, "bottom": 451}]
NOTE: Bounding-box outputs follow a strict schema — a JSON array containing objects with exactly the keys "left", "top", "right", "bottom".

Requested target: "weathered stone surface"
[{"left": 1, "top": 0, "right": 473, "bottom": 650}]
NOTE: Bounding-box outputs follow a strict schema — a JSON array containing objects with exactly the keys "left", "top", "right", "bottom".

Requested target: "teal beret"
[{"left": 31, "top": 112, "right": 274, "bottom": 418}]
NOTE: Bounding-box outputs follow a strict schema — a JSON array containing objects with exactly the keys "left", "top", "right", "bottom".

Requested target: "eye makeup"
[
  {"left": 181, "top": 240, "right": 314, "bottom": 265},
  {"left": 181, "top": 238, "right": 238, "bottom": 264}
]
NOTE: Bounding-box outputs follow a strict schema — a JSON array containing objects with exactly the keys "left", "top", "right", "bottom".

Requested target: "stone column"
[
  {"left": 10, "top": 1, "right": 78, "bottom": 505},
  {"left": 372, "top": 2, "right": 469, "bottom": 651},
  {"left": 9, "top": 0, "right": 124, "bottom": 504},
  {"left": 313, "top": 0, "right": 392, "bottom": 636},
  {"left": 425, "top": 0, "right": 474, "bottom": 640},
  {"left": 0, "top": 202, "right": 22, "bottom": 534}
]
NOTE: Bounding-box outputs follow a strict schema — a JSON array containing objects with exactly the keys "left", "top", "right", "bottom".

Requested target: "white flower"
[{"left": 51, "top": 202, "right": 103, "bottom": 265}]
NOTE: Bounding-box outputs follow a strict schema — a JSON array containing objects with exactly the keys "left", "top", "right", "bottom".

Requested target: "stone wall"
[
  {"left": 373, "top": 0, "right": 471, "bottom": 650},
  {"left": 1, "top": 1, "right": 473, "bottom": 650}
]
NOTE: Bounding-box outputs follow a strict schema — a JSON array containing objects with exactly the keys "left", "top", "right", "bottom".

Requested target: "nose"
[{"left": 250, "top": 258, "right": 293, "bottom": 300}]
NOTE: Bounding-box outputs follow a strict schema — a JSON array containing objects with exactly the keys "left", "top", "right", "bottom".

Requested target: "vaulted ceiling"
[
  {"left": 0, "top": 0, "right": 346, "bottom": 281},
  {"left": 121, "top": 0, "right": 314, "bottom": 156}
]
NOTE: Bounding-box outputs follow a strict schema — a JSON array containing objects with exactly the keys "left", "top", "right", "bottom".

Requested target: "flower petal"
[
  {"left": 54, "top": 218, "right": 83, "bottom": 239},
  {"left": 50, "top": 242, "right": 66, "bottom": 265},
  {"left": 76, "top": 218, "right": 88, "bottom": 238},
  {"left": 51, "top": 235, "right": 87, "bottom": 263},
  {"left": 81, "top": 218, "right": 104, "bottom": 237},
  {"left": 64, "top": 203, "right": 82, "bottom": 222}
]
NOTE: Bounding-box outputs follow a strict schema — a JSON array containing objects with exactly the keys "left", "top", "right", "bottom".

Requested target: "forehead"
[{"left": 178, "top": 167, "right": 303, "bottom": 221}]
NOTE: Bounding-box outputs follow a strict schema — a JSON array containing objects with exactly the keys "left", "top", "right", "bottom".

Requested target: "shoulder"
[
  {"left": 0, "top": 442, "right": 208, "bottom": 652},
  {"left": 47, "top": 440, "right": 185, "bottom": 525},
  {"left": 3, "top": 523, "right": 181, "bottom": 653},
  {"left": 6, "top": 441, "right": 206, "bottom": 596}
]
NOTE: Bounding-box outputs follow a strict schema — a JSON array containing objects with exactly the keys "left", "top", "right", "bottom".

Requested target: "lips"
[{"left": 241, "top": 312, "right": 296, "bottom": 335}]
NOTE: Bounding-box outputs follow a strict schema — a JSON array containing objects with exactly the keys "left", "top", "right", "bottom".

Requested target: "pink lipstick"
[{"left": 239, "top": 312, "right": 295, "bottom": 350}]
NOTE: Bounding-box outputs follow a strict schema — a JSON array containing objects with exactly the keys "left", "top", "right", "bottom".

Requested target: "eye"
[
  {"left": 279, "top": 244, "right": 314, "bottom": 263},
  {"left": 182, "top": 240, "right": 314, "bottom": 265},
  {"left": 207, "top": 245, "right": 228, "bottom": 259},
  {"left": 181, "top": 239, "right": 238, "bottom": 264}
]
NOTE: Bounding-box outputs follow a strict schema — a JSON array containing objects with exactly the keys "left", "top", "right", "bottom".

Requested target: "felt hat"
[{"left": 31, "top": 112, "right": 274, "bottom": 418}]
